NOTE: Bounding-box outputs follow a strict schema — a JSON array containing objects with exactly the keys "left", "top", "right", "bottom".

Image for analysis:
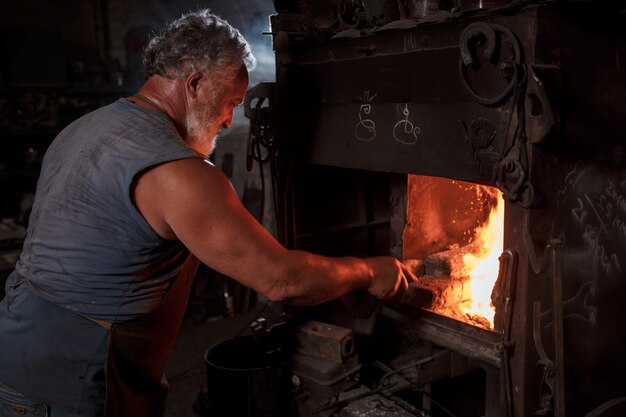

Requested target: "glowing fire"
[
  {"left": 460, "top": 190, "right": 504, "bottom": 329},
  {"left": 428, "top": 186, "right": 504, "bottom": 330}
]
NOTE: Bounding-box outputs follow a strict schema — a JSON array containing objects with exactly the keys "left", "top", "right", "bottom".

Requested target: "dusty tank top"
[
  {"left": 15, "top": 98, "right": 200, "bottom": 321},
  {"left": 0, "top": 99, "right": 200, "bottom": 414}
]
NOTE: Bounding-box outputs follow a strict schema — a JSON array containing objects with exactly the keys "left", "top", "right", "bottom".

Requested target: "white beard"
[{"left": 185, "top": 102, "right": 220, "bottom": 156}]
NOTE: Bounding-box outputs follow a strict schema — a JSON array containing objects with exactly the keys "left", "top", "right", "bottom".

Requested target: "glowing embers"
[
  {"left": 403, "top": 175, "right": 504, "bottom": 330},
  {"left": 437, "top": 190, "right": 503, "bottom": 329}
]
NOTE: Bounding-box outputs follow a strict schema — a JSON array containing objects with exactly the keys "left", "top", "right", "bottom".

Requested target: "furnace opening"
[{"left": 403, "top": 175, "right": 504, "bottom": 330}]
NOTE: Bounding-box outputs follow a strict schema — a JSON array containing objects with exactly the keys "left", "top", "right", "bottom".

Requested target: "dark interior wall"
[
  {"left": 0, "top": 0, "right": 101, "bottom": 86},
  {"left": 0, "top": 0, "right": 97, "bottom": 46},
  {"left": 0, "top": 0, "right": 275, "bottom": 88}
]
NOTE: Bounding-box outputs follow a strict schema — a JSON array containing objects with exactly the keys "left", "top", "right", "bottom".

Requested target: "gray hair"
[{"left": 143, "top": 9, "right": 256, "bottom": 81}]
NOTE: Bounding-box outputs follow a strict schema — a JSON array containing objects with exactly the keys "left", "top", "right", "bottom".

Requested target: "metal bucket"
[{"left": 204, "top": 335, "right": 293, "bottom": 417}]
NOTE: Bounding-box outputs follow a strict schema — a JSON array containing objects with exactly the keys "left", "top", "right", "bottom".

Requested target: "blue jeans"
[{"left": 0, "top": 383, "right": 83, "bottom": 417}]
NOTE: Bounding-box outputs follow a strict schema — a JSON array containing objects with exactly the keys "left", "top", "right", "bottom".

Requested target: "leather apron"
[{"left": 103, "top": 254, "right": 200, "bottom": 417}]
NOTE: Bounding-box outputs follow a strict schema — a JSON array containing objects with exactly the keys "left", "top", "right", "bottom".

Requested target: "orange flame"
[
  {"left": 427, "top": 186, "right": 504, "bottom": 330},
  {"left": 460, "top": 190, "right": 504, "bottom": 329}
]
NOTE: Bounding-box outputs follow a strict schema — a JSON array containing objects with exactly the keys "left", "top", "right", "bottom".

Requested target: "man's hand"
[{"left": 364, "top": 257, "right": 419, "bottom": 299}]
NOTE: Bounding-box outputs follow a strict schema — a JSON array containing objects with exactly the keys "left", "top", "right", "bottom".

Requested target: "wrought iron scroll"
[
  {"left": 458, "top": 23, "right": 522, "bottom": 107},
  {"left": 532, "top": 240, "right": 566, "bottom": 417},
  {"left": 459, "top": 22, "right": 537, "bottom": 207}
]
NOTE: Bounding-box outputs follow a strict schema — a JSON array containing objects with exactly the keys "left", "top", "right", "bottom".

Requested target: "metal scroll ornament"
[
  {"left": 337, "top": 0, "right": 367, "bottom": 28},
  {"left": 459, "top": 22, "right": 536, "bottom": 207},
  {"left": 458, "top": 22, "right": 523, "bottom": 106}
]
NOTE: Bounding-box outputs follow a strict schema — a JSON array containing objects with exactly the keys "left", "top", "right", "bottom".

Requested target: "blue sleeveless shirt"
[{"left": 0, "top": 99, "right": 200, "bottom": 413}]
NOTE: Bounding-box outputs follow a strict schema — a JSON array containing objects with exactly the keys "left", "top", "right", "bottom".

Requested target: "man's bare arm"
[{"left": 133, "top": 158, "right": 416, "bottom": 305}]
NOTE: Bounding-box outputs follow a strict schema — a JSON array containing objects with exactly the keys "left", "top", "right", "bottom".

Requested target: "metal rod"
[{"left": 549, "top": 240, "right": 565, "bottom": 417}]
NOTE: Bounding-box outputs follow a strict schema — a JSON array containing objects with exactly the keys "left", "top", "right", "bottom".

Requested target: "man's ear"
[{"left": 185, "top": 71, "right": 205, "bottom": 98}]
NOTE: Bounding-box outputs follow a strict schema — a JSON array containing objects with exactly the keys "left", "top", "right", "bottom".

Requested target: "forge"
[{"left": 243, "top": 2, "right": 626, "bottom": 416}]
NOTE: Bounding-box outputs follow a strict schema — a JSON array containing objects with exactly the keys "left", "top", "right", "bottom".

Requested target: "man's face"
[{"left": 186, "top": 66, "right": 249, "bottom": 156}]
